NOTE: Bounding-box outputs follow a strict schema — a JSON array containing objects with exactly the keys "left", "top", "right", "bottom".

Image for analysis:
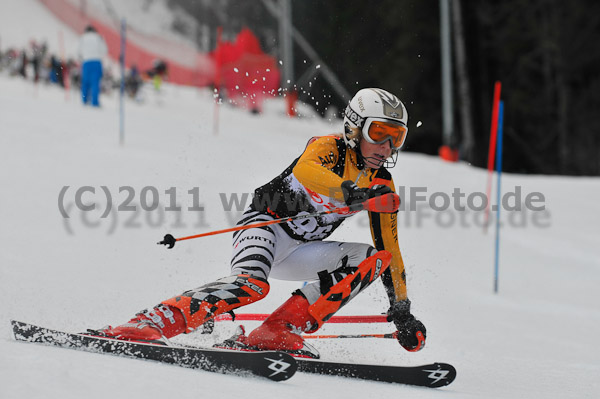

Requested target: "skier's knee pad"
[
  {"left": 162, "top": 274, "right": 269, "bottom": 333},
  {"left": 306, "top": 250, "right": 391, "bottom": 332}
]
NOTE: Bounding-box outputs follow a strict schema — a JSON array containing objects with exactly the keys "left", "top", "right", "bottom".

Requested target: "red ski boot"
[
  {"left": 90, "top": 274, "right": 269, "bottom": 345},
  {"left": 244, "top": 294, "right": 320, "bottom": 358},
  {"left": 90, "top": 304, "right": 186, "bottom": 345}
]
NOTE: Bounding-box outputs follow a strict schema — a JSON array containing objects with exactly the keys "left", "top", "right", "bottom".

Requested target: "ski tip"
[
  {"left": 10, "top": 320, "right": 26, "bottom": 332},
  {"left": 422, "top": 362, "right": 457, "bottom": 387},
  {"left": 10, "top": 320, "right": 38, "bottom": 342}
]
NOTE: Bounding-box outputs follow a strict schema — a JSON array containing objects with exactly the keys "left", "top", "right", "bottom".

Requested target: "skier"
[
  {"left": 78, "top": 25, "right": 107, "bottom": 107},
  {"left": 94, "top": 88, "right": 426, "bottom": 357}
]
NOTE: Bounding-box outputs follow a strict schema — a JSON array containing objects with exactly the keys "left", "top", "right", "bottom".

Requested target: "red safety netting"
[{"left": 39, "top": 0, "right": 214, "bottom": 86}]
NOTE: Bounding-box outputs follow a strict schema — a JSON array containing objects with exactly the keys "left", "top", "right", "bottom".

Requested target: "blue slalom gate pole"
[
  {"left": 494, "top": 101, "right": 504, "bottom": 294},
  {"left": 119, "top": 18, "right": 126, "bottom": 146}
]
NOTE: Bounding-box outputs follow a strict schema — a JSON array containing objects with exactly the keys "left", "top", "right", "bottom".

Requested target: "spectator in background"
[
  {"left": 18, "top": 50, "right": 28, "bottom": 78},
  {"left": 29, "top": 41, "right": 44, "bottom": 83},
  {"left": 67, "top": 59, "right": 80, "bottom": 88},
  {"left": 146, "top": 59, "right": 168, "bottom": 91},
  {"left": 78, "top": 25, "right": 107, "bottom": 107},
  {"left": 49, "top": 55, "right": 64, "bottom": 86},
  {"left": 126, "top": 64, "right": 142, "bottom": 99},
  {"left": 7, "top": 49, "right": 21, "bottom": 76}
]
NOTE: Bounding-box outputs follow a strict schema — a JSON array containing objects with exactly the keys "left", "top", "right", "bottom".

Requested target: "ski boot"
[
  {"left": 216, "top": 294, "right": 320, "bottom": 359},
  {"left": 86, "top": 304, "right": 186, "bottom": 345},
  {"left": 87, "top": 274, "right": 269, "bottom": 344}
]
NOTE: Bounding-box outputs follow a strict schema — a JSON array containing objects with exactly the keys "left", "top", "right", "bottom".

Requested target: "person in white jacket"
[{"left": 78, "top": 25, "right": 107, "bottom": 107}]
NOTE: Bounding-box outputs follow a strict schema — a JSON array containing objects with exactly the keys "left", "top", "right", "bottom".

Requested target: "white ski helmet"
[{"left": 343, "top": 88, "right": 409, "bottom": 152}]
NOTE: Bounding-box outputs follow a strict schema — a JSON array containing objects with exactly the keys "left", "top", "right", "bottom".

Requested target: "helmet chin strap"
[
  {"left": 363, "top": 155, "right": 385, "bottom": 169},
  {"left": 363, "top": 151, "right": 398, "bottom": 169},
  {"left": 383, "top": 151, "right": 399, "bottom": 168}
]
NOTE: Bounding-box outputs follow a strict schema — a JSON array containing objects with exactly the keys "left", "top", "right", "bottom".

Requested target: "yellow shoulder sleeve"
[{"left": 292, "top": 136, "right": 346, "bottom": 201}]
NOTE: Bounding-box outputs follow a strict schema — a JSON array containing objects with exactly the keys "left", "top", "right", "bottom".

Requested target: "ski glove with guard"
[
  {"left": 387, "top": 299, "right": 426, "bottom": 352},
  {"left": 341, "top": 180, "right": 393, "bottom": 206}
]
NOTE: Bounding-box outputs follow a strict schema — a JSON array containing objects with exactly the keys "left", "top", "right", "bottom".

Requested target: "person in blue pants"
[
  {"left": 78, "top": 25, "right": 107, "bottom": 107},
  {"left": 81, "top": 59, "right": 103, "bottom": 106}
]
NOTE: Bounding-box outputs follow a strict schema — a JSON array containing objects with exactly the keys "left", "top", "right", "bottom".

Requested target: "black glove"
[
  {"left": 387, "top": 299, "right": 426, "bottom": 351},
  {"left": 341, "top": 180, "right": 393, "bottom": 206}
]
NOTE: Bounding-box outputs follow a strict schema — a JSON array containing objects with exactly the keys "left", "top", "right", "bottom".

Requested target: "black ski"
[
  {"left": 296, "top": 358, "right": 456, "bottom": 388},
  {"left": 214, "top": 327, "right": 455, "bottom": 387},
  {"left": 10, "top": 320, "right": 296, "bottom": 382}
]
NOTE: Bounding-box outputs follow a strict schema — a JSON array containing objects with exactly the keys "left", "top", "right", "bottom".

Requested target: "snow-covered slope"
[
  {"left": 1, "top": 2, "right": 600, "bottom": 399},
  {"left": 2, "top": 74, "right": 599, "bottom": 399}
]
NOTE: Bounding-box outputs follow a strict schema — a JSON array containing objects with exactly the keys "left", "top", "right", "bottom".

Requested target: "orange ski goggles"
[{"left": 362, "top": 118, "right": 408, "bottom": 150}]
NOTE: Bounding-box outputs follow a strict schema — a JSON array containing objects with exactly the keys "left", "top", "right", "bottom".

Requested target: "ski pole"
[
  {"left": 302, "top": 332, "right": 398, "bottom": 340},
  {"left": 158, "top": 193, "right": 400, "bottom": 248},
  {"left": 213, "top": 313, "right": 389, "bottom": 324}
]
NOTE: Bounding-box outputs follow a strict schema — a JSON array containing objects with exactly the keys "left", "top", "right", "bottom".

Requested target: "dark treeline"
[{"left": 171, "top": 0, "right": 600, "bottom": 175}]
